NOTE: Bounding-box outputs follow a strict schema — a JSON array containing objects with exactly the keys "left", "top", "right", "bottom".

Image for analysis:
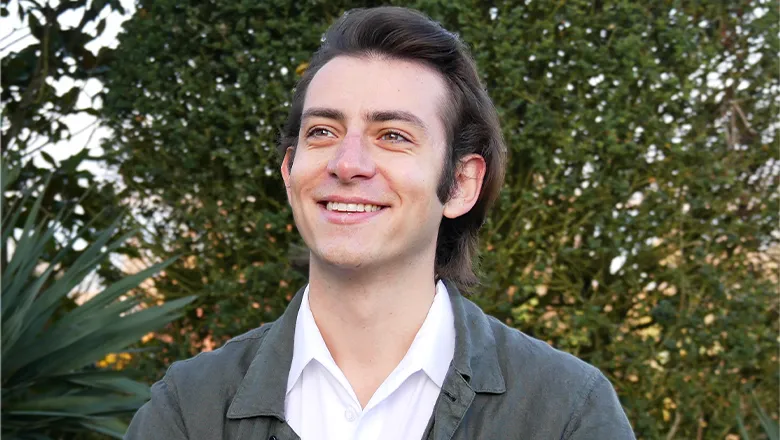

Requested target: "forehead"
[{"left": 303, "top": 55, "right": 449, "bottom": 135}]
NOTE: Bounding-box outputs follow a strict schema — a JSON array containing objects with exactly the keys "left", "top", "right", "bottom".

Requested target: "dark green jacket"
[{"left": 126, "top": 280, "right": 635, "bottom": 439}]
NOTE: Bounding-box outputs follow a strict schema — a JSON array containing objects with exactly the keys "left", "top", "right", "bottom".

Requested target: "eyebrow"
[
  {"left": 301, "top": 107, "right": 347, "bottom": 124},
  {"left": 301, "top": 107, "right": 429, "bottom": 134},
  {"left": 366, "top": 110, "right": 427, "bottom": 133}
]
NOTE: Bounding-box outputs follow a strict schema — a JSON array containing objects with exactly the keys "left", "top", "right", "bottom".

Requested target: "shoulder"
[
  {"left": 472, "top": 302, "right": 609, "bottom": 404},
  {"left": 461, "top": 298, "right": 600, "bottom": 386},
  {"left": 128, "top": 323, "right": 280, "bottom": 439},
  {"left": 470, "top": 306, "right": 634, "bottom": 437},
  {"left": 162, "top": 323, "right": 274, "bottom": 396},
  {"left": 493, "top": 316, "right": 599, "bottom": 380}
]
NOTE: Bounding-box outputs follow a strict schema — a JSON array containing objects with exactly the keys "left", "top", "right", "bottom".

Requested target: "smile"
[
  {"left": 317, "top": 199, "right": 388, "bottom": 225},
  {"left": 325, "top": 202, "right": 383, "bottom": 213}
]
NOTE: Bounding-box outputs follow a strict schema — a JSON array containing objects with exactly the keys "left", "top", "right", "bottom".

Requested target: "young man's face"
[{"left": 281, "top": 55, "right": 451, "bottom": 273}]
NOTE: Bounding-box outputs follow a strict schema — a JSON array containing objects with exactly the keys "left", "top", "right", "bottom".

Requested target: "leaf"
[
  {"left": 5, "top": 297, "right": 139, "bottom": 374},
  {"left": 0, "top": 160, "right": 20, "bottom": 191},
  {"left": 736, "top": 400, "right": 752, "bottom": 440},
  {"left": 22, "top": 296, "right": 195, "bottom": 380},
  {"left": 9, "top": 395, "right": 145, "bottom": 414},
  {"left": 95, "top": 17, "right": 107, "bottom": 36},
  {"left": 752, "top": 391, "right": 779, "bottom": 440},
  {"left": 39, "top": 151, "right": 57, "bottom": 167},
  {"left": 60, "top": 87, "right": 81, "bottom": 111},
  {"left": 108, "top": 0, "right": 126, "bottom": 15},
  {"left": 60, "top": 148, "right": 90, "bottom": 173},
  {"left": 79, "top": 418, "right": 128, "bottom": 439},
  {"left": 68, "top": 256, "right": 179, "bottom": 320},
  {"left": 9, "top": 218, "right": 127, "bottom": 336},
  {"left": 28, "top": 12, "right": 43, "bottom": 40},
  {"left": 1, "top": 176, "right": 54, "bottom": 314},
  {"left": 79, "top": 48, "right": 98, "bottom": 71},
  {"left": 64, "top": 374, "right": 150, "bottom": 398}
]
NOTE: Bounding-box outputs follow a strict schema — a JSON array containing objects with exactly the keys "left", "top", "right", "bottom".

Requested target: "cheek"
[
  {"left": 390, "top": 162, "right": 443, "bottom": 209},
  {"left": 289, "top": 152, "right": 324, "bottom": 191}
]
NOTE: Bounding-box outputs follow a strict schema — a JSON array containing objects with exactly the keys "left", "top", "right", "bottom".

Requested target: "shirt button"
[{"left": 344, "top": 407, "right": 358, "bottom": 422}]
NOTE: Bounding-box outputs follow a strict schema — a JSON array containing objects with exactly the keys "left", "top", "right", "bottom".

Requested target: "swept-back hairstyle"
[{"left": 279, "top": 6, "right": 506, "bottom": 291}]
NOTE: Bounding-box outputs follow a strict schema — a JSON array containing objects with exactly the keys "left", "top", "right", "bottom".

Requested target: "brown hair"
[{"left": 279, "top": 6, "right": 506, "bottom": 291}]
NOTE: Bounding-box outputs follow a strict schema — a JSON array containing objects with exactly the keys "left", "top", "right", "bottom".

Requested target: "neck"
[{"left": 306, "top": 254, "right": 438, "bottom": 406}]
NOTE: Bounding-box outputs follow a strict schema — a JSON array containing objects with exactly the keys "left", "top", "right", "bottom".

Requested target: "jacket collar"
[
  {"left": 227, "top": 288, "right": 302, "bottom": 420},
  {"left": 443, "top": 279, "right": 506, "bottom": 394},
  {"left": 227, "top": 279, "right": 506, "bottom": 420}
]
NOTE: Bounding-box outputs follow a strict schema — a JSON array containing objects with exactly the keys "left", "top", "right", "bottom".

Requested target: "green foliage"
[
  {"left": 1, "top": 0, "right": 130, "bottom": 291},
  {"left": 2, "top": 0, "right": 123, "bottom": 154},
  {"left": 0, "top": 164, "right": 195, "bottom": 439},
  {"left": 101, "top": 0, "right": 778, "bottom": 438}
]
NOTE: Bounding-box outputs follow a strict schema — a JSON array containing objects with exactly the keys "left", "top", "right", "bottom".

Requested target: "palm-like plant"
[
  {"left": 1, "top": 165, "right": 194, "bottom": 439},
  {"left": 737, "top": 390, "right": 780, "bottom": 440}
]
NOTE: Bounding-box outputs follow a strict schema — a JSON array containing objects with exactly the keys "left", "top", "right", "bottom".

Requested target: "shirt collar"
[
  {"left": 285, "top": 285, "right": 340, "bottom": 394},
  {"left": 285, "top": 281, "right": 455, "bottom": 394},
  {"left": 227, "top": 278, "right": 505, "bottom": 421},
  {"left": 410, "top": 280, "right": 455, "bottom": 387}
]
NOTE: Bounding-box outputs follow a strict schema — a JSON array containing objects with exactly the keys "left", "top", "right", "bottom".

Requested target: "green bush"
[{"left": 101, "top": 1, "right": 778, "bottom": 438}]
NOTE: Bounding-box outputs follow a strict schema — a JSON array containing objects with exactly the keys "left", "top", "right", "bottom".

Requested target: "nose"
[{"left": 326, "top": 133, "right": 376, "bottom": 182}]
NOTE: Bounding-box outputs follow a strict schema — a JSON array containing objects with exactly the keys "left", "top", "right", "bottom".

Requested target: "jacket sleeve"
[
  {"left": 564, "top": 371, "right": 636, "bottom": 440},
  {"left": 125, "top": 371, "right": 189, "bottom": 439}
]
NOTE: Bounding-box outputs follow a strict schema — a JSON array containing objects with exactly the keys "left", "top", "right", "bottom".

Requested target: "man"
[{"left": 126, "top": 6, "right": 635, "bottom": 440}]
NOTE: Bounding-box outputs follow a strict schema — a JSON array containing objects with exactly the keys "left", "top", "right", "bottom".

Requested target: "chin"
[{"left": 312, "top": 245, "right": 381, "bottom": 271}]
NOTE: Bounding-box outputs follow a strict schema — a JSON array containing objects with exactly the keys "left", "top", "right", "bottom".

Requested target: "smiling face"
[{"left": 281, "top": 55, "right": 451, "bottom": 273}]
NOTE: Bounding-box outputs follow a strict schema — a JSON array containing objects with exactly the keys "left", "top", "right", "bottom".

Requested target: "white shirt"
[{"left": 285, "top": 280, "right": 455, "bottom": 440}]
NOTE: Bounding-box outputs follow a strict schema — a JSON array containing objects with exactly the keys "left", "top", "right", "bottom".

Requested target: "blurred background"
[{"left": 1, "top": 0, "right": 777, "bottom": 439}]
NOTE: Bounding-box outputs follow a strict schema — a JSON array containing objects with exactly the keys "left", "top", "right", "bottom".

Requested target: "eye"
[
  {"left": 379, "top": 130, "right": 410, "bottom": 143},
  {"left": 307, "top": 127, "right": 336, "bottom": 138}
]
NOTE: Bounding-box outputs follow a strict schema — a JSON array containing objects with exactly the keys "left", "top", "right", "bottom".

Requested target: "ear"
[
  {"left": 281, "top": 147, "right": 294, "bottom": 202},
  {"left": 443, "top": 154, "right": 486, "bottom": 219}
]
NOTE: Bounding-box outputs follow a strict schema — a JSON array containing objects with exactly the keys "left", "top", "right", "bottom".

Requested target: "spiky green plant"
[
  {"left": 1, "top": 164, "right": 194, "bottom": 439},
  {"left": 736, "top": 390, "right": 779, "bottom": 440}
]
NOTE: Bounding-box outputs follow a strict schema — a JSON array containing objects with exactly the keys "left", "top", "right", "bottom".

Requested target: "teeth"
[{"left": 325, "top": 202, "right": 383, "bottom": 213}]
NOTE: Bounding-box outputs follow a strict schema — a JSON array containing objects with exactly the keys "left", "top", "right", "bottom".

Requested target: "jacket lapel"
[
  {"left": 447, "top": 279, "right": 506, "bottom": 394},
  {"left": 227, "top": 285, "right": 305, "bottom": 421},
  {"left": 428, "top": 280, "right": 506, "bottom": 440}
]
